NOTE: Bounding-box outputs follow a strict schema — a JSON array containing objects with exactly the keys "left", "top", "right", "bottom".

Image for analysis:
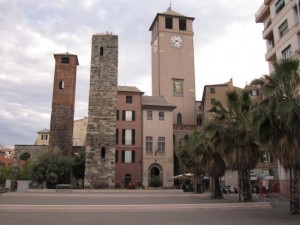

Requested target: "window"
[
  {"left": 59, "top": 81, "right": 64, "bottom": 89},
  {"left": 211, "top": 98, "right": 216, "bottom": 104},
  {"left": 126, "top": 96, "right": 132, "bottom": 104},
  {"left": 210, "top": 87, "right": 215, "bottom": 94},
  {"left": 282, "top": 45, "right": 292, "bottom": 59},
  {"left": 197, "top": 115, "right": 202, "bottom": 126},
  {"left": 101, "top": 147, "right": 106, "bottom": 159},
  {"left": 251, "top": 89, "right": 259, "bottom": 96},
  {"left": 116, "top": 129, "right": 119, "bottom": 144},
  {"left": 122, "top": 150, "right": 135, "bottom": 163},
  {"left": 41, "top": 134, "right": 48, "bottom": 140},
  {"left": 146, "top": 136, "right": 153, "bottom": 153},
  {"left": 100, "top": 47, "right": 104, "bottom": 56},
  {"left": 262, "top": 151, "right": 271, "bottom": 163},
  {"left": 173, "top": 80, "right": 183, "bottom": 96},
  {"left": 275, "top": 0, "right": 285, "bottom": 14},
  {"left": 179, "top": 19, "right": 186, "bottom": 31},
  {"left": 115, "top": 150, "right": 119, "bottom": 163},
  {"left": 279, "top": 20, "right": 288, "bottom": 38},
  {"left": 159, "top": 112, "right": 164, "bottom": 121},
  {"left": 61, "top": 57, "right": 69, "bottom": 64},
  {"left": 122, "top": 111, "right": 135, "bottom": 121},
  {"left": 116, "top": 110, "right": 119, "bottom": 121},
  {"left": 147, "top": 111, "right": 153, "bottom": 120},
  {"left": 165, "top": 17, "right": 173, "bottom": 29},
  {"left": 122, "top": 129, "right": 135, "bottom": 145},
  {"left": 177, "top": 113, "right": 182, "bottom": 124},
  {"left": 158, "top": 137, "right": 165, "bottom": 153}
]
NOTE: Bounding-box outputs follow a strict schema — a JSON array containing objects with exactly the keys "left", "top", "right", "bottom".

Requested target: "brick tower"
[
  {"left": 49, "top": 53, "right": 79, "bottom": 156},
  {"left": 84, "top": 34, "right": 118, "bottom": 188}
]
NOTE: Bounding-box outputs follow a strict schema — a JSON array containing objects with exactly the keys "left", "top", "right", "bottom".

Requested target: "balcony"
[{"left": 255, "top": 2, "right": 271, "bottom": 23}]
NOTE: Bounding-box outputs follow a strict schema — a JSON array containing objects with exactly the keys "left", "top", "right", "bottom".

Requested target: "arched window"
[
  {"left": 101, "top": 147, "right": 106, "bottom": 159},
  {"left": 177, "top": 113, "right": 182, "bottom": 124},
  {"left": 100, "top": 47, "right": 104, "bottom": 56}
]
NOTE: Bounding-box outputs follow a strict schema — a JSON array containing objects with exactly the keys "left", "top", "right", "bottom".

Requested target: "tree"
[
  {"left": 177, "top": 131, "right": 226, "bottom": 198},
  {"left": 31, "top": 151, "right": 72, "bottom": 188},
  {"left": 72, "top": 149, "right": 85, "bottom": 180},
  {"left": 206, "top": 90, "right": 260, "bottom": 202},
  {"left": 0, "top": 166, "right": 12, "bottom": 186},
  {"left": 251, "top": 59, "right": 300, "bottom": 214},
  {"left": 196, "top": 134, "right": 226, "bottom": 199},
  {"left": 176, "top": 131, "right": 204, "bottom": 193},
  {"left": 18, "top": 161, "right": 32, "bottom": 180}
]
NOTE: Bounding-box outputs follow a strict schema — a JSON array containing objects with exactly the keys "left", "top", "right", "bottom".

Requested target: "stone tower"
[
  {"left": 84, "top": 34, "right": 118, "bottom": 188},
  {"left": 49, "top": 53, "right": 79, "bottom": 155}
]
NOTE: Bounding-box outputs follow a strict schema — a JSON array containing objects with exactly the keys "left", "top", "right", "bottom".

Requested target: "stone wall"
[{"left": 84, "top": 34, "right": 118, "bottom": 188}]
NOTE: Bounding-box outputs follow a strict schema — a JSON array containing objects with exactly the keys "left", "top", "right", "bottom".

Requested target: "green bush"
[{"left": 149, "top": 176, "right": 162, "bottom": 188}]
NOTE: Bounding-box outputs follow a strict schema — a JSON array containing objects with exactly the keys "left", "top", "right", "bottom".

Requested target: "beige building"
[
  {"left": 142, "top": 96, "right": 176, "bottom": 188},
  {"left": 201, "top": 79, "right": 238, "bottom": 122},
  {"left": 255, "top": 0, "right": 300, "bottom": 71},
  {"left": 73, "top": 117, "right": 88, "bottom": 146},
  {"left": 35, "top": 129, "right": 50, "bottom": 146}
]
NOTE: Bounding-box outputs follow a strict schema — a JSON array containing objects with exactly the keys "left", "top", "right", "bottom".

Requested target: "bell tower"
[{"left": 149, "top": 6, "right": 196, "bottom": 126}]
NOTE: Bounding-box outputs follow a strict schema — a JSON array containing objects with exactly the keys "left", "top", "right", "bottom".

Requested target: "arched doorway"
[
  {"left": 148, "top": 164, "right": 163, "bottom": 188},
  {"left": 124, "top": 174, "right": 132, "bottom": 188},
  {"left": 20, "top": 152, "right": 31, "bottom": 161}
]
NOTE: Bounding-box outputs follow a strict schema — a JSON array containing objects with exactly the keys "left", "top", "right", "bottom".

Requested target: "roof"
[
  {"left": 37, "top": 128, "right": 50, "bottom": 133},
  {"left": 0, "top": 156, "right": 12, "bottom": 165},
  {"left": 149, "top": 8, "right": 195, "bottom": 31},
  {"left": 54, "top": 52, "right": 79, "bottom": 65},
  {"left": 142, "top": 96, "right": 176, "bottom": 110},
  {"left": 117, "top": 86, "right": 144, "bottom": 93}
]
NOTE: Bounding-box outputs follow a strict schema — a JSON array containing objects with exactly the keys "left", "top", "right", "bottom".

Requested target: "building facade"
[
  {"left": 142, "top": 96, "right": 176, "bottom": 188},
  {"left": 255, "top": 0, "right": 300, "bottom": 70},
  {"left": 115, "top": 86, "right": 144, "bottom": 188}
]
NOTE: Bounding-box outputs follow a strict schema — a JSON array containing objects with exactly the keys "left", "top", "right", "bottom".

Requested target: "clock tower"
[{"left": 149, "top": 7, "right": 196, "bottom": 128}]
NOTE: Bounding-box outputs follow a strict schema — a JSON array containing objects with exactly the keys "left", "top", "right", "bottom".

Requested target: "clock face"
[
  {"left": 170, "top": 35, "right": 183, "bottom": 48},
  {"left": 153, "top": 39, "right": 158, "bottom": 53}
]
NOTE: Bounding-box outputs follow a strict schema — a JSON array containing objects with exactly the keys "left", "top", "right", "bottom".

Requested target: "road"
[{"left": 0, "top": 190, "right": 299, "bottom": 225}]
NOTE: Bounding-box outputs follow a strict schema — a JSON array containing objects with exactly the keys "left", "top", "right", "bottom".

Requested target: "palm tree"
[
  {"left": 176, "top": 131, "right": 204, "bottom": 192},
  {"left": 206, "top": 90, "right": 260, "bottom": 202},
  {"left": 196, "top": 135, "right": 226, "bottom": 199},
  {"left": 177, "top": 130, "right": 226, "bottom": 198},
  {"left": 251, "top": 59, "right": 300, "bottom": 214}
]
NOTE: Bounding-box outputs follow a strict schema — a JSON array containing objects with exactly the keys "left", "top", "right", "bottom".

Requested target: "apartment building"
[{"left": 255, "top": 0, "right": 300, "bottom": 71}]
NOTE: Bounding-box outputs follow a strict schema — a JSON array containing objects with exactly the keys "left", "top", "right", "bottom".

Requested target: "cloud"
[{"left": 0, "top": 0, "right": 268, "bottom": 147}]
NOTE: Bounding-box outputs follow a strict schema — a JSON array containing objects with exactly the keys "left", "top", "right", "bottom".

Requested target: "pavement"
[{"left": 0, "top": 189, "right": 299, "bottom": 225}]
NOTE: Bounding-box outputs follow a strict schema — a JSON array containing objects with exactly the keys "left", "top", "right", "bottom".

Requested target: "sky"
[{"left": 0, "top": 0, "right": 269, "bottom": 148}]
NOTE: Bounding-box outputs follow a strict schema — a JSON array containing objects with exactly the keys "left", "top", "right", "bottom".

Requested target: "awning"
[{"left": 172, "top": 173, "right": 194, "bottom": 180}]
